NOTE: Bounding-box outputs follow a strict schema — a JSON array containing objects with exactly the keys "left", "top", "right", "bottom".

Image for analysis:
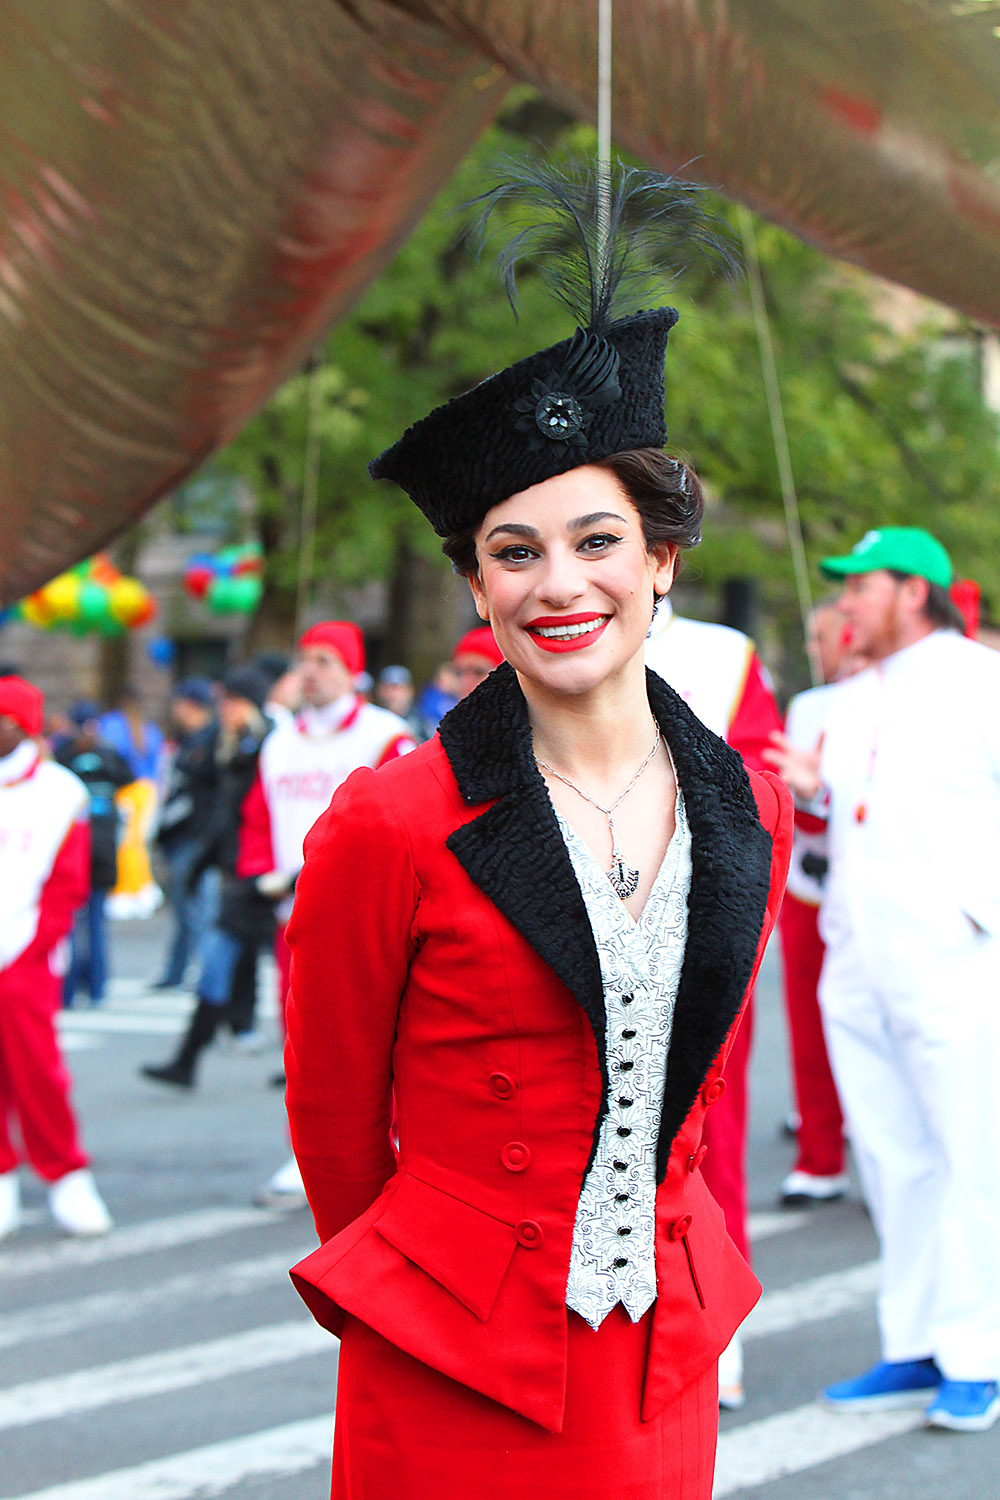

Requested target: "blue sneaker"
[
  {"left": 823, "top": 1359, "right": 941, "bottom": 1411},
  {"left": 925, "top": 1380, "right": 1000, "bottom": 1432}
]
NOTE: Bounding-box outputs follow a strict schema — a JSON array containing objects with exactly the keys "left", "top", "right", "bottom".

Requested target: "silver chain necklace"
[{"left": 535, "top": 719, "right": 662, "bottom": 900}]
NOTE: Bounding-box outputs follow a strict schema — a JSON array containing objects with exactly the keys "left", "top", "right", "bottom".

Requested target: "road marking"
[
  {"left": 53, "top": 1033, "right": 101, "bottom": 1052},
  {"left": 713, "top": 1400, "right": 923, "bottom": 1495},
  {"left": 0, "top": 1207, "right": 288, "bottom": 1280},
  {"left": 58, "top": 1013, "right": 197, "bottom": 1035},
  {"left": 0, "top": 1321, "right": 331, "bottom": 1430},
  {"left": 6, "top": 1415, "right": 333, "bottom": 1500},
  {"left": 747, "top": 1209, "right": 809, "bottom": 1241},
  {"left": 0, "top": 1251, "right": 295, "bottom": 1351},
  {"left": 745, "top": 1259, "right": 879, "bottom": 1342}
]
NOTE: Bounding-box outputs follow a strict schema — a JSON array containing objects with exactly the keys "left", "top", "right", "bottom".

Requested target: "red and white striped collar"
[
  {"left": 295, "top": 694, "right": 363, "bottom": 739},
  {"left": 0, "top": 739, "right": 41, "bottom": 788}
]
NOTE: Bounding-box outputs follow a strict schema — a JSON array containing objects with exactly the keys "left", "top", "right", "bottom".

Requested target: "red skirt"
[{"left": 330, "top": 1306, "right": 719, "bottom": 1499}]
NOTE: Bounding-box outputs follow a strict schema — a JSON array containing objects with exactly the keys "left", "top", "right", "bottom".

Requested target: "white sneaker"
[
  {"left": 48, "top": 1169, "right": 113, "bottom": 1237},
  {"left": 719, "top": 1331, "right": 745, "bottom": 1410},
  {"left": 780, "top": 1169, "right": 849, "bottom": 1205},
  {"left": 254, "top": 1156, "right": 307, "bottom": 1212},
  {"left": 0, "top": 1171, "right": 21, "bottom": 1243}
]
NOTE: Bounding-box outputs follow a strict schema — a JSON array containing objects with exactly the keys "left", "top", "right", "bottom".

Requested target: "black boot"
[{"left": 140, "top": 1000, "right": 220, "bottom": 1089}]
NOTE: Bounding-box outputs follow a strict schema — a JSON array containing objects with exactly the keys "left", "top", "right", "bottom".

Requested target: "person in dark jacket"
[
  {"left": 140, "top": 667, "right": 276, "bottom": 1088},
  {"left": 153, "top": 678, "right": 219, "bottom": 989},
  {"left": 56, "top": 704, "right": 132, "bottom": 1005}
]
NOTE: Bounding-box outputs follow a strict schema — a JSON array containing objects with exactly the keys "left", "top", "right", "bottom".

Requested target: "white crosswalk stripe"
[
  {"left": 0, "top": 1185, "right": 958, "bottom": 1498},
  {"left": 0, "top": 1207, "right": 282, "bottom": 1281},
  {"left": 0, "top": 1322, "right": 330, "bottom": 1431},
  {"left": 714, "top": 1402, "right": 923, "bottom": 1495},
  {"left": 8, "top": 1417, "right": 333, "bottom": 1500}
]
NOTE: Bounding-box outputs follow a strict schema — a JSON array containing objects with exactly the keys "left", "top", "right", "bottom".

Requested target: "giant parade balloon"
[{"left": 1, "top": 1, "right": 998, "bottom": 603}]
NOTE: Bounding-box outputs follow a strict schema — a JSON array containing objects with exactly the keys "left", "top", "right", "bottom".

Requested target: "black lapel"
[
  {"left": 438, "top": 663, "right": 773, "bottom": 1181},
  {"left": 440, "top": 667, "right": 610, "bottom": 1120},
  {"left": 645, "top": 669, "right": 773, "bottom": 1180}
]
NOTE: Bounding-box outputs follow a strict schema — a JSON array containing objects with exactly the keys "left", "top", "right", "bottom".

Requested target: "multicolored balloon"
[
  {"left": 184, "top": 544, "right": 263, "bottom": 615},
  {"left": 15, "top": 555, "right": 157, "bottom": 636}
]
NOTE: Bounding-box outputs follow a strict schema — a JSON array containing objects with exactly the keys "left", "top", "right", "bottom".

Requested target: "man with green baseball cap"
[
  {"left": 820, "top": 527, "right": 953, "bottom": 589},
  {"left": 764, "top": 525, "right": 1000, "bottom": 1431}
]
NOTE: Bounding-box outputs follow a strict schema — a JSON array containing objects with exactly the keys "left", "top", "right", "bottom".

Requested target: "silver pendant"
[{"left": 608, "top": 851, "right": 640, "bottom": 900}]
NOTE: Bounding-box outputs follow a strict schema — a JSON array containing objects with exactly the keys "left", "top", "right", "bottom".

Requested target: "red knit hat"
[
  {"left": 452, "top": 626, "right": 505, "bottom": 669},
  {"left": 0, "top": 676, "right": 44, "bottom": 736},
  {"left": 298, "top": 621, "right": 365, "bottom": 676}
]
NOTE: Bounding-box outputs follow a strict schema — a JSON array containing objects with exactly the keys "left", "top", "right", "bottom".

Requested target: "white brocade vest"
[{"left": 559, "top": 789, "right": 692, "bottom": 1331}]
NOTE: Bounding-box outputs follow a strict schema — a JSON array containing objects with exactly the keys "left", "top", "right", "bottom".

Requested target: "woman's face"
[{"left": 469, "top": 466, "right": 676, "bottom": 699}]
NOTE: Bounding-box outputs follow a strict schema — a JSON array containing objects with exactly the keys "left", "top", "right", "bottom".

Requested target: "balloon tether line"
[
  {"left": 738, "top": 205, "right": 819, "bottom": 686},
  {"left": 597, "top": 0, "right": 612, "bottom": 283},
  {"left": 296, "top": 349, "right": 324, "bottom": 634}
]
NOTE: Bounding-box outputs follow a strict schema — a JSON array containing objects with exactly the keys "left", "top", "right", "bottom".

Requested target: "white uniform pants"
[{"left": 819, "top": 933, "right": 1000, "bottom": 1380}]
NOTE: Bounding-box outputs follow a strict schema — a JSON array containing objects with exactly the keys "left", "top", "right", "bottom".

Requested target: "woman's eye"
[
  {"left": 580, "top": 533, "right": 622, "bottom": 553},
  {"left": 492, "top": 545, "right": 536, "bottom": 563}
]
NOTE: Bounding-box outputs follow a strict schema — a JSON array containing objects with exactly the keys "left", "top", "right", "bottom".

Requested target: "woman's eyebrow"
[
  {"left": 483, "top": 522, "right": 540, "bottom": 543},
  {"left": 483, "top": 511, "right": 627, "bottom": 544}
]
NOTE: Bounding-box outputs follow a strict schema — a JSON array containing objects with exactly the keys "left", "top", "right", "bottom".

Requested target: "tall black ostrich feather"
[{"left": 466, "top": 156, "right": 739, "bottom": 335}]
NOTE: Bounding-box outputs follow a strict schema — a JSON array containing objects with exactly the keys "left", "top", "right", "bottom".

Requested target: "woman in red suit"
[{"left": 285, "top": 163, "right": 792, "bottom": 1499}]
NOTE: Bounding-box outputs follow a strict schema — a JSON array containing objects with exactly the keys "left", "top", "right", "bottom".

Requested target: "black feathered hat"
[{"left": 369, "top": 159, "right": 733, "bottom": 536}]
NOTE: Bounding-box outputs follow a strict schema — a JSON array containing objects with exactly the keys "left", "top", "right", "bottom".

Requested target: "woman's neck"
[{"left": 519, "top": 656, "right": 655, "bottom": 783}]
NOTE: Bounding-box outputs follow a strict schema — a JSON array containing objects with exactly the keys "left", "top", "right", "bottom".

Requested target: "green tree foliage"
[{"left": 213, "top": 92, "right": 1000, "bottom": 668}]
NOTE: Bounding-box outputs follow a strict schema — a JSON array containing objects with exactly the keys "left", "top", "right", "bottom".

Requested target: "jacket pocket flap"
[{"left": 375, "top": 1173, "right": 518, "bottom": 1322}]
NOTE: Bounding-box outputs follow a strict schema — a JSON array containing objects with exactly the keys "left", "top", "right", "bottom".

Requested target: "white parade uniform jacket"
[
  {"left": 258, "top": 696, "right": 415, "bottom": 900},
  {"left": 0, "top": 743, "right": 89, "bottom": 972},
  {"left": 783, "top": 685, "right": 836, "bottom": 909},
  {"left": 815, "top": 628, "right": 1000, "bottom": 1378},
  {"left": 646, "top": 604, "right": 757, "bottom": 741}
]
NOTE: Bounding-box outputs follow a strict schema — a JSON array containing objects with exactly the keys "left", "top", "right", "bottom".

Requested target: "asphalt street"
[{"left": 1, "top": 907, "right": 996, "bottom": 1499}]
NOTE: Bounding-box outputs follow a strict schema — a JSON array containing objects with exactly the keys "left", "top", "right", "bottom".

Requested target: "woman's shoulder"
[{"left": 304, "top": 736, "right": 462, "bottom": 851}]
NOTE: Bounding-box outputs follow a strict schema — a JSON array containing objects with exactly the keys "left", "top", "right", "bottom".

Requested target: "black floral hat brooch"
[{"left": 369, "top": 158, "right": 733, "bottom": 536}]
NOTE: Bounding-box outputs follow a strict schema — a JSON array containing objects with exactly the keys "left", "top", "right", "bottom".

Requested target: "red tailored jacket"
[{"left": 287, "top": 665, "right": 792, "bottom": 1434}]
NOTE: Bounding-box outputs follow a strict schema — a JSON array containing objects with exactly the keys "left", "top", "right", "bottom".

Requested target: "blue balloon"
[{"left": 146, "top": 636, "right": 176, "bottom": 667}]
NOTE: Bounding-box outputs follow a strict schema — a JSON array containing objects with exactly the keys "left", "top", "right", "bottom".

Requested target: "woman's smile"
[{"left": 526, "top": 613, "right": 611, "bottom": 652}]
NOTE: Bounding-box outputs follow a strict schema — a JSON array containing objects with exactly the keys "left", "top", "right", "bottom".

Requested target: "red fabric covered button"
[
  {"left": 701, "top": 1077, "right": 726, "bottom": 1106},
  {"left": 515, "top": 1219, "right": 543, "bottom": 1249},
  {"left": 500, "top": 1141, "right": 531, "bottom": 1172},
  {"left": 667, "top": 1214, "right": 693, "bottom": 1242},
  {"left": 488, "top": 1072, "right": 516, "bottom": 1100},
  {"left": 687, "top": 1145, "right": 709, "bottom": 1174}
]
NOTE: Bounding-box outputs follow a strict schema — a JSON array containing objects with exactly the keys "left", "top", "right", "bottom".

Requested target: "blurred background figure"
[
  {"left": 56, "top": 702, "right": 132, "bottom": 1007},
  {"left": 101, "top": 688, "right": 164, "bottom": 919},
  {"left": 153, "top": 677, "right": 219, "bottom": 991},
  {"left": 254, "top": 620, "right": 417, "bottom": 1209},
  {"left": 766, "top": 529, "right": 1000, "bottom": 1432},
  {"left": 409, "top": 661, "right": 460, "bottom": 742},
  {"left": 450, "top": 625, "right": 505, "bottom": 700},
  {"left": 0, "top": 676, "right": 113, "bottom": 1240},
  {"left": 645, "top": 598, "right": 782, "bottom": 1411},
  {"left": 140, "top": 667, "right": 275, "bottom": 1091},
  {"left": 255, "top": 653, "right": 301, "bottom": 729},
  {"left": 375, "top": 663, "right": 413, "bottom": 715},
  {"left": 775, "top": 603, "right": 864, "bottom": 1207}
]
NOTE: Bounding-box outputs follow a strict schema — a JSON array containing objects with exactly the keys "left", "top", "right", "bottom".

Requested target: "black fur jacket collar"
[{"left": 438, "top": 662, "right": 773, "bottom": 1183}]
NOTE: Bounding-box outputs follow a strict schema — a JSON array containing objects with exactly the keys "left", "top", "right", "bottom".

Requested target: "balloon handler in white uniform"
[{"left": 766, "top": 527, "right": 1000, "bottom": 1432}]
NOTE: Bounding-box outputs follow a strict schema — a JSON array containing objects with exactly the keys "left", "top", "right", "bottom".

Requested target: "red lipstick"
[{"left": 525, "top": 613, "right": 610, "bottom": 653}]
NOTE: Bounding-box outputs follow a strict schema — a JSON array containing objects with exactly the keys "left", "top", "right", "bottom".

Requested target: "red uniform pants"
[
  {"left": 778, "top": 894, "right": 844, "bottom": 1177},
  {"left": 0, "top": 946, "right": 89, "bottom": 1181}
]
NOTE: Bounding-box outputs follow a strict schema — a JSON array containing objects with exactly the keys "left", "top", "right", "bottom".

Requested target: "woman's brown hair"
[{"left": 441, "top": 448, "right": 704, "bottom": 579}]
